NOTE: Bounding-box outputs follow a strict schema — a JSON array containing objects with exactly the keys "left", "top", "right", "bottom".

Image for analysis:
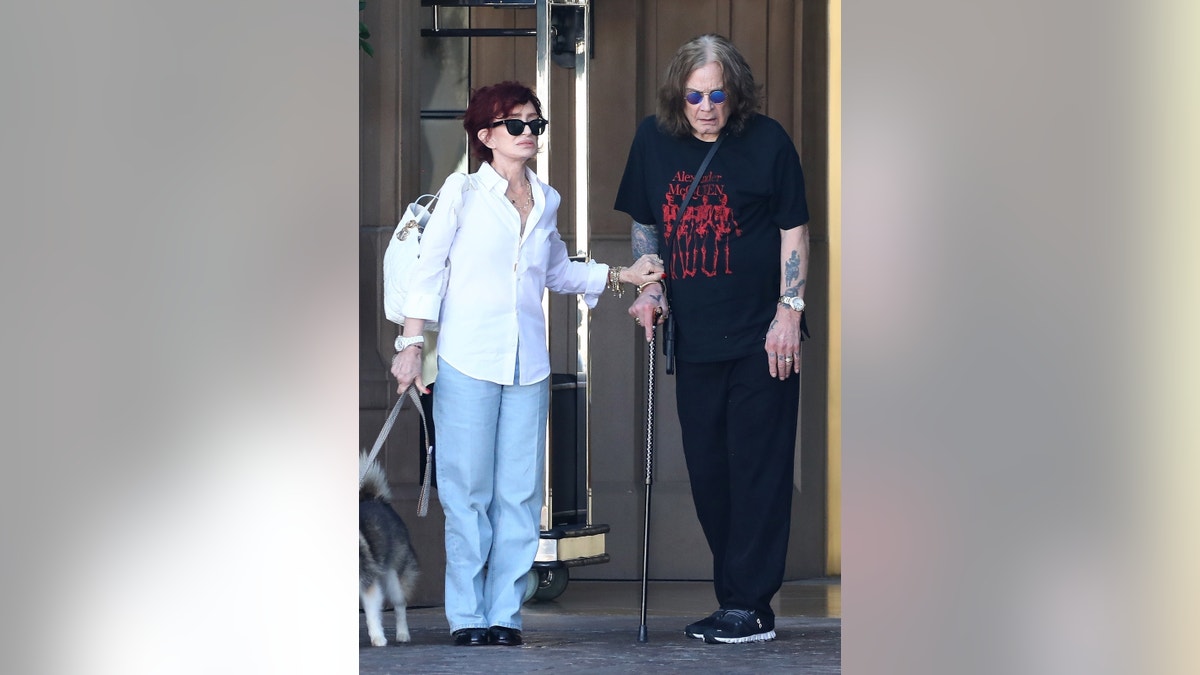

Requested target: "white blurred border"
[
  {"left": 1, "top": 2, "right": 358, "bottom": 673},
  {"left": 842, "top": 0, "right": 1151, "bottom": 673},
  {"left": 1144, "top": 2, "right": 1200, "bottom": 674}
]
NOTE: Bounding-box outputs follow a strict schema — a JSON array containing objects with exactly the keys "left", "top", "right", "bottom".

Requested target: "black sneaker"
[
  {"left": 702, "top": 609, "right": 776, "bottom": 644},
  {"left": 684, "top": 609, "right": 726, "bottom": 639}
]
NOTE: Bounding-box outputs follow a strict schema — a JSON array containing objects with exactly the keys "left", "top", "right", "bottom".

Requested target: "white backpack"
[{"left": 382, "top": 173, "right": 471, "bottom": 331}]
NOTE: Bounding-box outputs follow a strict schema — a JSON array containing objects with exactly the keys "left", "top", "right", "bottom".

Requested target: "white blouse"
[{"left": 402, "top": 162, "right": 608, "bottom": 386}]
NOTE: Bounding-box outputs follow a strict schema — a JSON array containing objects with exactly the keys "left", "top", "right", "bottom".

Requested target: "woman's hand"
[
  {"left": 765, "top": 305, "right": 802, "bottom": 380},
  {"left": 391, "top": 345, "right": 427, "bottom": 395},
  {"left": 619, "top": 254, "right": 665, "bottom": 287}
]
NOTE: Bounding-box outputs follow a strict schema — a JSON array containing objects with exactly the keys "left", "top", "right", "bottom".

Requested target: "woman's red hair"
[{"left": 463, "top": 81, "right": 544, "bottom": 163}]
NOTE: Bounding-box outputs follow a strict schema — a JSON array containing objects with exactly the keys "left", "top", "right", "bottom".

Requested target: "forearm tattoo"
[
  {"left": 783, "top": 250, "right": 806, "bottom": 297},
  {"left": 632, "top": 221, "right": 659, "bottom": 259}
]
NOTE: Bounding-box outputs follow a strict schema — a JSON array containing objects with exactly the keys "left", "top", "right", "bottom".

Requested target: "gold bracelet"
[
  {"left": 607, "top": 266, "right": 625, "bottom": 298},
  {"left": 636, "top": 280, "right": 663, "bottom": 295}
]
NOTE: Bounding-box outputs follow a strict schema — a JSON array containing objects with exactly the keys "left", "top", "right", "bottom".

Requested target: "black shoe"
[
  {"left": 488, "top": 626, "right": 523, "bottom": 646},
  {"left": 702, "top": 609, "right": 776, "bottom": 644},
  {"left": 452, "top": 628, "right": 490, "bottom": 646},
  {"left": 684, "top": 609, "right": 727, "bottom": 639}
]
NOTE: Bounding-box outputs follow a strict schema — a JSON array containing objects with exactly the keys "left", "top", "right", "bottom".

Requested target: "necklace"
[{"left": 509, "top": 177, "right": 534, "bottom": 212}]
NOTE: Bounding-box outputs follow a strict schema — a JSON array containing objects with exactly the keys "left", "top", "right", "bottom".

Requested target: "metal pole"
[
  {"left": 535, "top": 0, "right": 553, "bottom": 532},
  {"left": 573, "top": 0, "right": 594, "bottom": 528},
  {"left": 637, "top": 330, "right": 657, "bottom": 642}
]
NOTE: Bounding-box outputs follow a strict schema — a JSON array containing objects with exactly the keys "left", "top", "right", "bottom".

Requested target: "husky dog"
[{"left": 360, "top": 453, "right": 420, "bottom": 646}]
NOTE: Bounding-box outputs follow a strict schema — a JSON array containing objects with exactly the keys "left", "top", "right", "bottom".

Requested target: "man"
[{"left": 615, "top": 34, "right": 809, "bottom": 645}]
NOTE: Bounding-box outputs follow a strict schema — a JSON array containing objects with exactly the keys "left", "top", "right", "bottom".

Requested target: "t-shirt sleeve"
[
  {"left": 613, "top": 117, "right": 658, "bottom": 225},
  {"left": 770, "top": 124, "right": 811, "bottom": 229}
]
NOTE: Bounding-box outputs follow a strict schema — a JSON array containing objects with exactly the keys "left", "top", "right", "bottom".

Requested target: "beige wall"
[{"left": 360, "top": 0, "right": 832, "bottom": 605}]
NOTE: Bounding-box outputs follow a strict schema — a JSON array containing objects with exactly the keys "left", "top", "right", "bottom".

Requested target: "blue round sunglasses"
[{"left": 684, "top": 89, "right": 727, "bottom": 106}]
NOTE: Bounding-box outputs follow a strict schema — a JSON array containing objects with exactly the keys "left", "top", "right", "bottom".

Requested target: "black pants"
[{"left": 675, "top": 352, "right": 801, "bottom": 619}]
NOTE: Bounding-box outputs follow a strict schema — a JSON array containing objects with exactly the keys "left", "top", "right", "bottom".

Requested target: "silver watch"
[
  {"left": 395, "top": 334, "right": 425, "bottom": 351},
  {"left": 778, "top": 295, "right": 806, "bottom": 313}
]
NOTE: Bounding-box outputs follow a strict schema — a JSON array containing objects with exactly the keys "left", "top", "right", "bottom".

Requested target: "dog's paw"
[
  {"left": 368, "top": 632, "right": 388, "bottom": 647},
  {"left": 395, "top": 629, "right": 411, "bottom": 643}
]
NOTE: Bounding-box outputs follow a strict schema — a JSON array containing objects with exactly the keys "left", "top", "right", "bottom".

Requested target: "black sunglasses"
[{"left": 490, "top": 118, "right": 549, "bottom": 136}]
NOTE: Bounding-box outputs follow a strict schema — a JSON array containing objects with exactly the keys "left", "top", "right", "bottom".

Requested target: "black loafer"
[
  {"left": 452, "top": 628, "right": 490, "bottom": 646},
  {"left": 488, "top": 626, "right": 523, "bottom": 646}
]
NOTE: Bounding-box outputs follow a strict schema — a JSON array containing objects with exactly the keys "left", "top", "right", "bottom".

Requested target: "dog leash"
[{"left": 361, "top": 384, "right": 434, "bottom": 517}]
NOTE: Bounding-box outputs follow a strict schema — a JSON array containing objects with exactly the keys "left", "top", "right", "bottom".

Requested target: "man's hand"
[
  {"left": 764, "top": 306, "right": 802, "bottom": 380},
  {"left": 629, "top": 282, "right": 667, "bottom": 342}
]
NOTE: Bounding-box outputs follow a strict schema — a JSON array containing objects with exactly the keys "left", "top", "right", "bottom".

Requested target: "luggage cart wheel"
[{"left": 533, "top": 567, "right": 569, "bottom": 601}]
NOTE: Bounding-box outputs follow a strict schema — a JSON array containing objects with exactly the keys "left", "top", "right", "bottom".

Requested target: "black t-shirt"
[{"left": 614, "top": 114, "right": 809, "bottom": 362}]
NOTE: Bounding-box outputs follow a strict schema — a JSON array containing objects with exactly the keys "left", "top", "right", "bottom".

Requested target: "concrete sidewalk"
[{"left": 359, "top": 579, "right": 841, "bottom": 674}]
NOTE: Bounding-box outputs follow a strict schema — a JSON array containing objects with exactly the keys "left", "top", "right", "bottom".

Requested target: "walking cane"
[{"left": 637, "top": 323, "right": 658, "bottom": 643}]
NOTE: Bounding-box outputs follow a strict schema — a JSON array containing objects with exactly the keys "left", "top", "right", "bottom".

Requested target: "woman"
[
  {"left": 391, "top": 81, "right": 662, "bottom": 647},
  {"left": 615, "top": 34, "right": 811, "bottom": 645}
]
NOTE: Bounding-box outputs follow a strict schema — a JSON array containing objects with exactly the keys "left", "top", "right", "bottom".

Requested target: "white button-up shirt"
[{"left": 402, "top": 162, "right": 608, "bottom": 386}]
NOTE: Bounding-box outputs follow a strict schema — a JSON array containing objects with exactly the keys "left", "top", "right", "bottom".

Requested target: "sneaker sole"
[
  {"left": 704, "top": 629, "right": 776, "bottom": 644},
  {"left": 685, "top": 630, "right": 706, "bottom": 639}
]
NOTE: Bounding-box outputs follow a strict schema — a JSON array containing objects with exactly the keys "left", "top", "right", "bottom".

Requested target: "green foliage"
[{"left": 360, "top": 1, "right": 373, "bottom": 57}]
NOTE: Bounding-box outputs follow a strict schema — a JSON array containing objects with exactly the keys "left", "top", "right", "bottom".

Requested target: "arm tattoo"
[
  {"left": 783, "top": 250, "right": 806, "bottom": 297},
  {"left": 631, "top": 220, "right": 659, "bottom": 258}
]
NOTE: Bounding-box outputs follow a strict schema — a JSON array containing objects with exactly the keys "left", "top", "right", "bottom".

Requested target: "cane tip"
[{"left": 638, "top": 625, "right": 649, "bottom": 643}]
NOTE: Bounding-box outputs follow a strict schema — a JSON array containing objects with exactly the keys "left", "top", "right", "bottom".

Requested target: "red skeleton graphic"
[{"left": 661, "top": 170, "right": 740, "bottom": 278}]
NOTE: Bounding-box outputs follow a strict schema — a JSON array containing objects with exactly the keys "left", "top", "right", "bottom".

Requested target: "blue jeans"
[{"left": 433, "top": 356, "right": 548, "bottom": 632}]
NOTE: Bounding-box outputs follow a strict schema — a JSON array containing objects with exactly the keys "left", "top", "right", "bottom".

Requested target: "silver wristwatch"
[
  {"left": 395, "top": 334, "right": 425, "bottom": 352},
  {"left": 778, "top": 295, "right": 806, "bottom": 313}
]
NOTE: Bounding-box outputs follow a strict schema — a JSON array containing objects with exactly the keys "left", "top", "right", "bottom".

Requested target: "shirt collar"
[{"left": 478, "top": 161, "right": 537, "bottom": 194}]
